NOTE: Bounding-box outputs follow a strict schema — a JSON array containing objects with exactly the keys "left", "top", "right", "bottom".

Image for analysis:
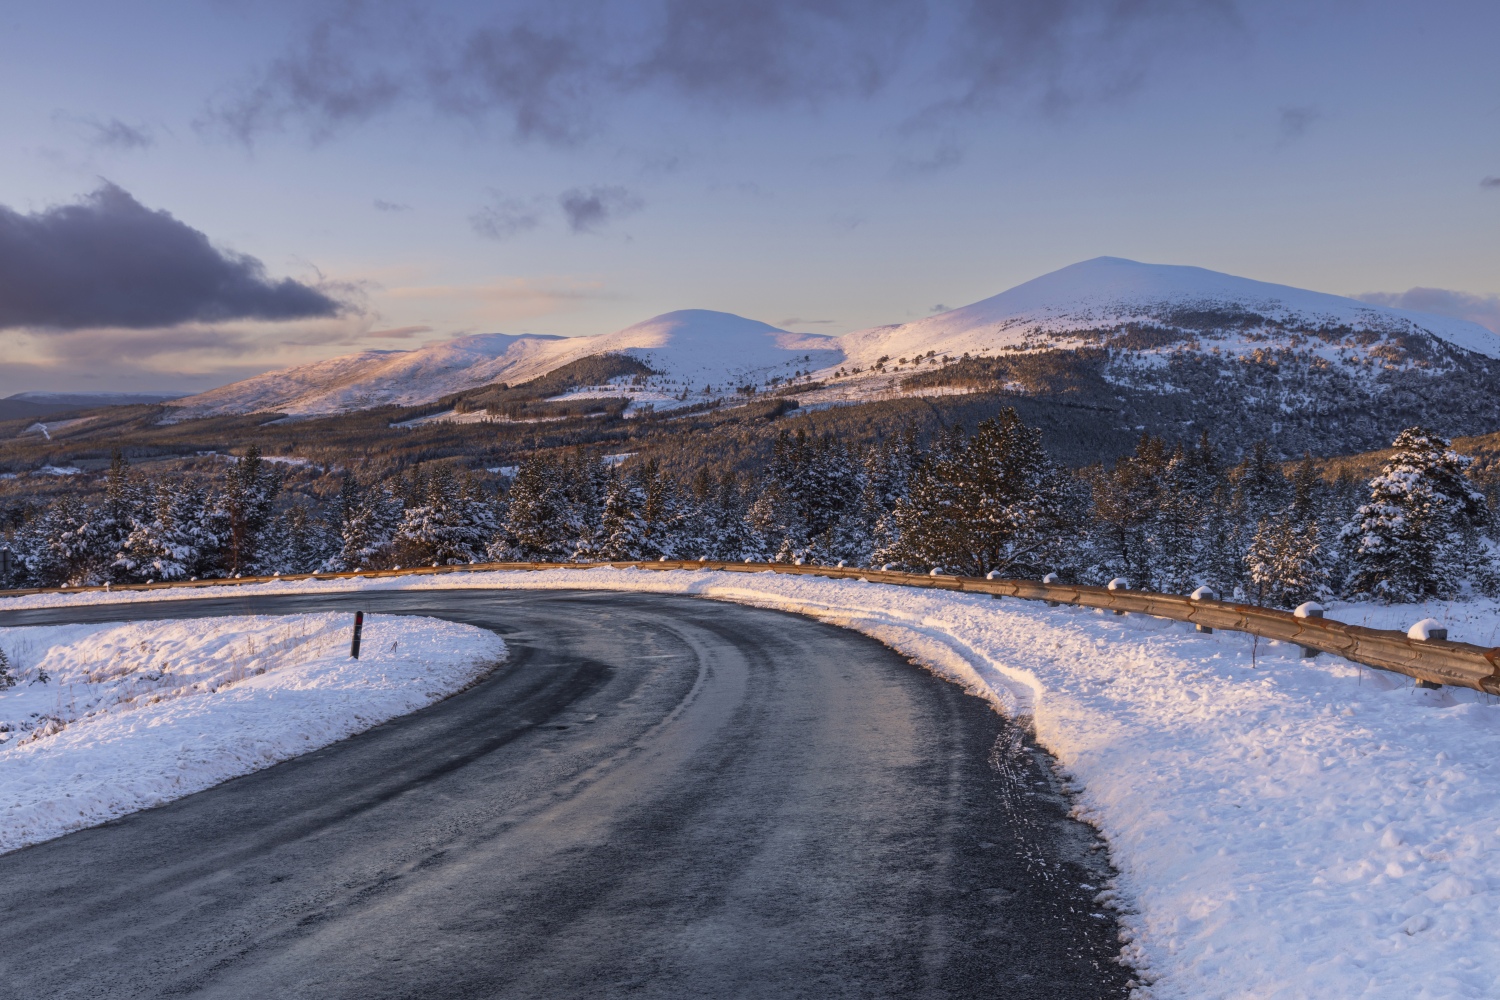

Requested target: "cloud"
[
  {"left": 380, "top": 276, "right": 619, "bottom": 325},
  {"left": 940, "top": 0, "right": 1239, "bottom": 117},
  {"left": 470, "top": 194, "right": 543, "bottom": 240},
  {"left": 1482, "top": 176, "right": 1500, "bottom": 190},
  {"left": 365, "top": 325, "right": 430, "bottom": 339},
  {"left": 1357, "top": 288, "right": 1500, "bottom": 334},
  {"left": 1277, "top": 105, "right": 1319, "bottom": 142},
  {"left": 777, "top": 317, "right": 837, "bottom": 327},
  {"left": 559, "top": 185, "right": 643, "bottom": 233},
  {"left": 202, "top": 1, "right": 1240, "bottom": 146},
  {"left": 85, "top": 117, "right": 155, "bottom": 150},
  {"left": 372, "top": 198, "right": 410, "bottom": 212},
  {"left": 0, "top": 183, "right": 343, "bottom": 331}
]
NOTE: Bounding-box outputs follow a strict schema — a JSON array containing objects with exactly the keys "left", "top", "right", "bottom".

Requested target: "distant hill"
[
  {"left": 167, "top": 311, "right": 839, "bottom": 420},
  {"left": 160, "top": 258, "right": 1500, "bottom": 456},
  {"left": 0, "top": 392, "right": 180, "bottom": 422}
]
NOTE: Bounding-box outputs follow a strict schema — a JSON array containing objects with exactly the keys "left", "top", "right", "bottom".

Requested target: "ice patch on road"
[{"left": 0, "top": 613, "right": 505, "bottom": 854}]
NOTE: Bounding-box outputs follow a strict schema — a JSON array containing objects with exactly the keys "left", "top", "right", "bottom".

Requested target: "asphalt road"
[{"left": 0, "top": 589, "right": 1131, "bottom": 998}]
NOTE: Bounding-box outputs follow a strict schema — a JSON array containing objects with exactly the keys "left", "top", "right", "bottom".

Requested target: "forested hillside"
[{"left": 4, "top": 415, "right": 1495, "bottom": 609}]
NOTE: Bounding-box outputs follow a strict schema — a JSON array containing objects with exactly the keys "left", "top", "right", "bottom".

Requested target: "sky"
[{"left": 0, "top": 0, "right": 1497, "bottom": 395}]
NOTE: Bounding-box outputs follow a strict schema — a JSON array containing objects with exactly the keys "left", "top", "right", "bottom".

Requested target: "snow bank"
[
  {"left": 5, "top": 569, "right": 1500, "bottom": 997},
  {"left": 0, "top": 613, "right": 504, "bottom": 854}
]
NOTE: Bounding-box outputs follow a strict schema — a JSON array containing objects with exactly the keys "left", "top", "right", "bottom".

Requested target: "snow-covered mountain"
[
  {"left": 167, "top": 260, "right": 1500, "bottom": 448},
  {"left": 836, "top": 256, "right": 1500, "bottom": 370},
  {"left": 169, "top": 310, "right": 839, "bottom": 418}
]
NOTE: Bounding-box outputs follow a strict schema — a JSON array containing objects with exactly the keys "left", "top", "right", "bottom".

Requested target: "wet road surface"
[{"left": 0, "top": 589, "right": 1130, "bottom": 998}]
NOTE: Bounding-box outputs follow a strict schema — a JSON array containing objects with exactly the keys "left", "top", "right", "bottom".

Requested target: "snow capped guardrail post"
[
  {"left": 1408, "top": 619, "right": 1448, "bottom": 689},
  {"left": 350, "top": 611, "right": 364, "bottom": 660},
  {"left": 1106, "top": 578, "right": 1130, "bottom": 615},
  {"left": 1189, "top": 587, "right": 1217, "bottom": 632},
  {"left": 985, "top": 570, "right": 1004, "bottom": 598},
  {"left": 1041, "top": 572, "right": 1060, "bottom": 606},
  {"left": 1293, "top": 603, "right": 1324, "bottom": 658}
]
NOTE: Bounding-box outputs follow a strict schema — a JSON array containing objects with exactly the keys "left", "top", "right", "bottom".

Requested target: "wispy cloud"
[
  {"left": 1357, "top": 287, "right": 1500, "bottom": 334},
  {"left": 0, "top": 184, "right": 344, "bottom": 331},
  {"left": 1482, "top": 176, "right": 1500, "bottom": 190},
  {"left": 372, "top": 198, "right": 410, "bottom": 212},
  {"left": 1277, "top": 105, "right": 1320, "bottom": 142},
  {"left": 469, "top": 194, "right": 543, "bottom": 240},
  {"left": 364, "top": 325, "right": 430, "bottom": 339},
  {"left": 199, "top": 1, "right": 1241, "bottom": 148},
  {"left": 559, "top": 185, "right": 643, "bottom": 233},
  {"left": 85, "top": 117, "right": 155, "bottom": 150}
]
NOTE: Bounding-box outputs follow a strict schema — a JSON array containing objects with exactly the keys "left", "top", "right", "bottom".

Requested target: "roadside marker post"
[{"left": 350, "top": 611, "right": 364, "bottom": 659}]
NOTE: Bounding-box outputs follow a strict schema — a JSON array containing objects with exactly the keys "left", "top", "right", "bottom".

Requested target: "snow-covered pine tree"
[
  {"left": 332, "top": 477, "right": 403, "bottom": 570},
  {"left": 17, "top": 494, "right": 116, "bottom": 586},
  {"left": 1341, "top": 426, "right": 1488, "bottom": 601},
  {"left": 891, "top": 410, "right": 1069, "bottom": 577},
  {"left": 261, "top": 497, "right": 336, "bottom": 574},
  {"left": 866, "top": 431, "right": 917, "bottom": 568},
  {"left": 1150, "top": 444, "right": 1205, "bottom": 595},
  {"left": 393, "top": 465, "right": 489, "bottom": 565},
  {"left": 637, "top": 459, "right": 683, "bottom": 559},
  {"left": 115, "top": 485, "right": 208, "bottom": 582},
  {"left": 1087, "top": 434, "right": 1168, "bottom": 589},
  {"left": 217, "top": 446, "right": 281, "bottom": 576},
  {"left": 562, "top": 453, "right": 609, "bottom": 559},
  {"left": 99, "top": 450, "right": 145, "bottom": 581},
  {"left": 1245, "top": 516, "right": 1330, "bottom": 609},
  {"left": 595, "top": 468, "right": 650, "bottom": 560},
  {"left": 496, "top": 455, "right": 573, "bottom": 561}
]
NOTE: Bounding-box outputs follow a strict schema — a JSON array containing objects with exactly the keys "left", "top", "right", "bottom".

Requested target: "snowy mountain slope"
[
  {"left": 169, "top": 310, "right": 839, "bottom": 418},
  {"left": 832, "top": 256, "right": 1500, "bottom": 372},
  {"left": 165, "top": 259, "right": 1500, "bottom": 445}
]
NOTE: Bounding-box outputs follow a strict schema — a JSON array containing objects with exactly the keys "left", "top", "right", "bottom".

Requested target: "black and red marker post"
[{"left": 350, "top": 611, "right": 364, "bottom": 659}]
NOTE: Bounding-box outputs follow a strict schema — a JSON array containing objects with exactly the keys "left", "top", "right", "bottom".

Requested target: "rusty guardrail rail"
[{"left": 2, "top": 559, "right": 1497, "bottom": 694}]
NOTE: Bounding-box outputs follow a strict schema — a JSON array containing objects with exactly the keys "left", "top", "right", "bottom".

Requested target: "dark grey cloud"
[
  {"left": 942, "top": 0, "right": 1239, "bottom": 116},
  {"left": 1277, "top": 105, "right": 1319, "bottom": 141},
  {"left": 203, "top": 1, "right": 1239, "bottom": 146},
  {"left": 1357, "top": 288, "right": 1500, "bottom": 334},
  {"left": 560, "top": 185, "right": 643, "bottom": 233},
  {"left": 1482, "top": 176, "right": 1500, "bottom": 190},
  {"left": 0, "top": 184, "right": 343, "bottom": 331},
  {"left": 372, "top": 198, "right": 410, "bottom": 212},
  {"left": 86, "top": 117, "right": 155, "bottom": 150},
  {"left": 470, "top": 194, "right": 543, "bottom": 240}
]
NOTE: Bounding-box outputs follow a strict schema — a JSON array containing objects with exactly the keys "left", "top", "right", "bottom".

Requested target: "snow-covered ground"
[
  {"left": 0, "top": 612, "right": 504, "bottom": 854},
  {"left": 4, "top": 568, "right": 1498, "bottom": 998}
]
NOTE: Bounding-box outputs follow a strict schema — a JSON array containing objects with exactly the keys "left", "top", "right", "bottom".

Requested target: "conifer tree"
[
  {"left": 218, "top": 446, "right": 280, "bottom": 576},
  {"left": 496, "top": 455, "right": 573, "bottom": 561},
  {"left": 332, "top": 476, "right": 403, "bottom": 570},
  {"left": 1342, "top": 427, "right": 1487, "bottom": 601},
  {"left": 115, "top": 485, "right": 208, "bottom": 582},
  {"left": 892, "top": 410, "right": 1069, "bottom": 577},
  {"left": 595, "top": 469, "right": 650, "bottom": 560}
]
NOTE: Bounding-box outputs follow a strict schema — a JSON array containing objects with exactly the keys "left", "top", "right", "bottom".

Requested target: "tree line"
[{"left": 2, "top": 415, "right": 1496, "bottom": 607}]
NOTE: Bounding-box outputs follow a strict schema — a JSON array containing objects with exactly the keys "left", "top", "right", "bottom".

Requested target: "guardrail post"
[
  {"left": 350, "top": 611, "right": 364, "bottom": 659},
  {"left": 1190, "top": 586, "right": 1216, "bottom": 632},
  {"left": 986, "top": 569, "right": 1003, "bottom": 597},
  {"left": 1293, "top": 602, "right": 1323, "bottom": 657},
  {"left": 1042, "top": 572, "right": 1060, "bottom": 606},
  {"left": 1408, "top": 619, "right": 1448, "bottom": 688},
  {"left": 1106, "top": 578, "right": 1129, "bottom": 615}
]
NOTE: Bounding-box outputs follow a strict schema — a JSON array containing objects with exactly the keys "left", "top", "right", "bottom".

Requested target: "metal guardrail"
[{"left": 3, "top": 559, "right": 1497, "bottom": 694}]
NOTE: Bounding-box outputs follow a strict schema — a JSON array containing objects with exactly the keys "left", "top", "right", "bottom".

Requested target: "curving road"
[{"left": 0, "top": 589, "right": 1130, "bottom": 998}]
